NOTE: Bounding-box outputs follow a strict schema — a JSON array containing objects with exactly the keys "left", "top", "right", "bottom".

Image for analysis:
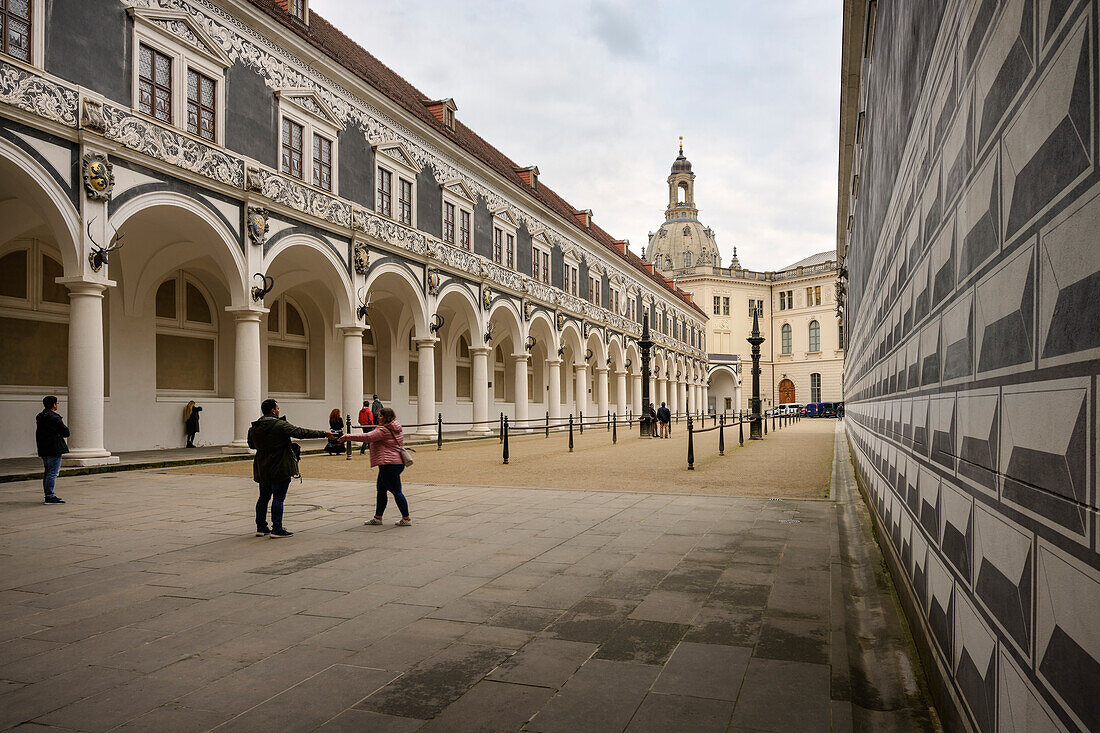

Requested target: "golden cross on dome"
[{"left": 679, "top": 136, "right": 683, "bottom": 154}]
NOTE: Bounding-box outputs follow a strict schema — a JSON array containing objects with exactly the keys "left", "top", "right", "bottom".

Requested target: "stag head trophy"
[
  {"left": 525, "top": 335, "right": 536, "bottom": 352},
  {"left": 251, "top": 273, "right": 274, "bottom": 302},
  {"left": 430, "top": 313, "right": 445, "bottom": 334},
  {"left": 356, "top": 287, "right": 372, "bottom": 321},
  {"left": 86, "top": 218, "right": 125, "bottom": 272},
  {"left": 484, "top": 321, "right": 495, "bottom": 345}
]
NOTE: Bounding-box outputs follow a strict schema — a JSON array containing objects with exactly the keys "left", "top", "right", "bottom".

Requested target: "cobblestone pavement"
[
  {"left": 0, "top": 423, "right": 935, "bottom": 732},
  {"left": 182, "top": 418, "right": 837, "bottom": 498}
]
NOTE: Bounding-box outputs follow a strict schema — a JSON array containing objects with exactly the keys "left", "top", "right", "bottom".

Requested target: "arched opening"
[
  {"left": 155, "top": 271, "right": 219, "bottom": 395},
  {"left": 809, "top": 320, "right": 821, "bottom": 352},
  {"left": 677, "top": 182, "right": 688, "bottom": 204},
  {"left": 779, "top": 378, "right": 796, "bottom": 404},
  {"left": 781, "top": 323, "right": 792, "bottom": 354},
  {"left": 362, "top": 266, "right": 427, "bottom": 419},
  {"left": 265, "top": 295, "right": 309, "bottom": 396},
  {"left": 0, "top": 241, "right": 70, "bottom": 391}
]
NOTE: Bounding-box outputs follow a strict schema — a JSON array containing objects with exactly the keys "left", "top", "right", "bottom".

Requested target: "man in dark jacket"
[
  {"left": 36, "top": 395, "right": 69, "bottom": 504},
  {"left": 247, "top": 398, "right": 336, "bottom": 538},
  {"left": 371, "top": 395, "right": 383, "bottom": 425},
  {"left": 657, "top": 402, "right": 672, "bottom": 439}
]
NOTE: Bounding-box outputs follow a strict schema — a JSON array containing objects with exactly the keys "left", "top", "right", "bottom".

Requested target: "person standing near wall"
[
  {"left": 340, "top": 407, "right": 412, "bottom": 526},
  {"left": 248, "top": 398, "right": 337, "bottom": 538},
  {"left": 357, "top": 400, "right": 373, "bottom": 456},
  {"left": 35, "top": 396, "right": 68, "bottom": 504},
  {"left": 184, "top": 401, "right": 202, "bottom": 448},
  {"left": 657, "top": 402, "right": 671, "bottom": 439},
  {"left": 371, "top": 395, "right": 383, "bottom": 425}
]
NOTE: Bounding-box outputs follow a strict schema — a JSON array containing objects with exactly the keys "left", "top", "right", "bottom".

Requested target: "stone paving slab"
[{"left": 0, "top": 422, "right": 936, "bottom": 732}]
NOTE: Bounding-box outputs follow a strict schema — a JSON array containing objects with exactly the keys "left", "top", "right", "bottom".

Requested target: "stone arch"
[{"left": 265, "top": 235, "right": 355, "bottom": 325}]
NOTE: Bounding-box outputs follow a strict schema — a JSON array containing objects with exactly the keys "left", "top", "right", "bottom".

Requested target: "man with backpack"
[{"left": 247, "top": 398, "right": 337, "bottom": 538}]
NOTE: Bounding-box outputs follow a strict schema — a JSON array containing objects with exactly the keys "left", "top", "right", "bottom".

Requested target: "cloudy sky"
[{"left": 310, "top": 0, "right": 843, "bottom": 272}]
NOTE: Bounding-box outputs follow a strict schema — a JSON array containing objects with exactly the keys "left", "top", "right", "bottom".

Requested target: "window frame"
[
  {"left": 266, "top": 295, "right": 310, "bottom": 398},
  {"left": 280, "top": 116, "right": 305, "bottom": 181},
  {"left": 563, "top": 254, "right": 580, "bottom": 298},
  {"left": 808, "top": 319, "right": 821, "bottom": 352},
  {"left": 375, "top": 143, "right": 420, "bottom": 227},
  {"left": 311, "top": 132, "right": 333, "bottom": 191},
  {"left": 130, "top": 9, "right": 229, "bottom": 145},
  {"left": 398, "top": 177, "right": 414, "bottom": 226},
  {"left": 781, "top": 323, "right": 792, "bottom": 354},
  {"left": 0, "top": 239, "right": 70, "bottom": 393},
  {"left": 185, "top": 67, "right": 217, "bottom": 142},
  {"left": 441, "top": 180, "right": 475, "bottom": 251},
  {"left": 277, "top": 90, "right": 343, "bottom": 194},
  {"left": 154, "top": 270, "right": 219, "bottom": 396},
  {"left": 0, "top": 0, "right": 42, "bottom": 68},
  {"left": 810, "top": 372, "right": 821, "bottom": 403},
  {"left": 490, "top": 208, "right": 518, "bottom": 270}
]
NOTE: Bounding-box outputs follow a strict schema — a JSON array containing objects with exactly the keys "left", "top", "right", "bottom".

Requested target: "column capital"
[
  {"left": 335, "top": 323, "right": 367, "bottom": 335},
  {"left": 594, "top": 366, "right": 609, "bottom": 375},
  {"left": 225, "top": 305, "right": 268, "bottom": 321},
  {"left": 511, "top": 353, "right": 531, "bottom": 363},
  {"left": 614, "top": 369, "right": 628, "bottom": 376},
  {"left": 546, "top": 358, "right": 562, "bottom": 366},
  {"left": 413, "top": 336, "right": 439, "bottom": 348},
  {"left": 58, "top": 277, "right": 113, "bottom": 296},
  {"left": 469, "top": 346, "right": 492, "bottom": 356}
]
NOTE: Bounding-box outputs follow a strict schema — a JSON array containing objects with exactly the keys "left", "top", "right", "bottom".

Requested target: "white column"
[
  {"left": 338, "top": 325, "right": 363, "bottom": 428},
  {"left": 670, "top": 377, "right": 679, "bottom": 416},
  {"left": 632, "top": 374, "right": 642, "bottom": 415},
  {"left": 648, "top": 374, "right": 656, "bottom": 409},
  {"left": 415, "top": 337, "right": 437, "bottom": 435},
  {"left": 574, "top": 363, "right": 588, "bottom": 418},
  {"left": 547, "top": 359, "right": 562, "bottom": 419},
  {"left": 62, "top": 281, "right": 117, "bottom": 465},
  {"left": 469, "top": 346, "right": 491, "bottom": 435},
  {"left": 595, "top": 367, "right": 609, "bottom": 420},
  {"left": 614, "top": 370, "right": 627, "bottom": 416},
  {"left": 687, "top": 379, "right": 695, "bottom": 416},
  {"left": 513, "top": 353, "right": 529, "bottom": 428},
  {"left": 657, "top": 376, "right": 667, "bottom": 408},
  {"left": 223, "top": 307, "right": 264, "bottom": 452}
]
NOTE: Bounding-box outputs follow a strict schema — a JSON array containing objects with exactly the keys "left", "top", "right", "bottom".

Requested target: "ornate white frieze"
[
  {"left": 252, "top": 167, "right": 350, "bottom": 227},
  {"left": 0, "top": 61, "right": 79, "bottom": 127},
  {"left": 101, "top": 104, "right": 244, "bottom": 187}
]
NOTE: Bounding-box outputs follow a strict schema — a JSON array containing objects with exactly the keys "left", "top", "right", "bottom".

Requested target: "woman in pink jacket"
[{"left": 339, "top": 407, "right": 411, "bottom": 526}]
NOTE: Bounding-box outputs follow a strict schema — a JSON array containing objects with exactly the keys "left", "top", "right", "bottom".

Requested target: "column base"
[
  {"left": 222, "top": 443, "right": 255, "bottom": 455},
  {"left": 61, "top": 454, "right": 120, "bottom": 467},
  {"left": 467, "top": 427, "right": 493, "bottom": 437}
]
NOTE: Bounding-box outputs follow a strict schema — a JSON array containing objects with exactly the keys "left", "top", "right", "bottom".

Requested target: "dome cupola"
[{"left": 671, "top": 138, "right": 693, "bottom": 174}]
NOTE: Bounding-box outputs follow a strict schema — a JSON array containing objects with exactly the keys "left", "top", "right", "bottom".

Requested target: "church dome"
[{"left": 671, "top": 152, "right": 692, "bottom": 174}]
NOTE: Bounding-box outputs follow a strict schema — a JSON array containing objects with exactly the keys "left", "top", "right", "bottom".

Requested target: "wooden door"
[{"left": 779, "top": 379, "right": 796, "bottom": 404}]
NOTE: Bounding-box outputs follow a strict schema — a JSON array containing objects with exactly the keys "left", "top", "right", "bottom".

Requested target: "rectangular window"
[
  {"left": 814, "top": 285, "right": 821, "bottom": 305},
  {"left": 443, "top": 202, "right": 455, "bottom": 244},
  {"left": 788, "top": 290, "right": 793, "bottom": 308},
  {"left": 810, "top": 373, "right": 821, "bottom": 403},
  {"left": 506, "top": 233, "right": 514, "bottom": 269},
  {"left": 570, "top": 266, "right": 578, "bottom": 296},
  {"left": 459, "top": 210, "right": 471, "bottom": 250},
  {"left": 288, "top": 0, "right": 305, "bottom": 20},
  {"left": 377, "top": 168, "right": 391, "bottom": 217},
  {"left": 838, "top": 321, "right": 844, "bottom": 348},
  {"left": 758, "top": 299, "right": 764, "bottom": 314},
  {"left": 532, "top": 248, "right": 540, "bottom": 281},
  {"left": 186, "top": 69, "right": 216, "bottom": 142},
  {"left": 493, "top": 227, "right": 503, "bottom": 264},
  {"left": 1, "top": 0, "right": 31, "bottom": 63},
  {"left": 281, "top": 118, "right": 304, "bottom": 179},
  {"left": 139, "top": 44, "right": 172, "bottom": 123},
  {"left": 541, "top": 251, "right": 549, "bottom": 284},
  {"left": 722, "top": 297, "right": 730, "bottom": 316},
  {"left": 779, "top": 291, "right": 786, "bottom": 310},
  {"left": 399, "top": 178, "right": 412, "bottom": 225},
  {"left": 713, "top": 296, "right": 721, "bottom": 315},
  {"left": 312, "top": 134, "right": 332, "bottom": 191}
]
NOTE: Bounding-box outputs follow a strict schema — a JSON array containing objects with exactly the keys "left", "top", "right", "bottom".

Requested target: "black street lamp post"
[
  {"left": 639, "top": 313, "right": 654, "bottom": 438},
  {"left": 747, "top": 307, "right": 765, "bottom": 440}
]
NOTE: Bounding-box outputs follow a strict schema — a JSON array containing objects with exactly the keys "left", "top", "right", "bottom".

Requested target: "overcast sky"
[{"left": 310, "top": 0, "right": 843, "bottom": 272}]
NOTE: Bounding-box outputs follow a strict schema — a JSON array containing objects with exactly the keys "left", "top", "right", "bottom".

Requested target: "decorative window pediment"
[
  {"left": 374, "top": 142, "right": 420, "bottom": 175},
  {"left": 128, "top": 8, "right": 230, "bottom": 69},
  {"left": 441, "top": 178, "right": 475, "bottom": 204},
  {"left": 532, "top": 231, "right": 553, "bottom": 250},
  {"left": 275, "top": 89, "right": 343, "bottom": 130},
  {"left": 490, "top": 206, "right": 518, "bottom": 228}
]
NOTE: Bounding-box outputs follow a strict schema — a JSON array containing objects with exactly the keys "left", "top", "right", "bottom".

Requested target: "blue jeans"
[
  {"left": 376, "top": 464, "right": 409, "bottom": 517},
  {"left": 256, "top": 479, "right": 292, "bottom": 530},
  {"left": 42, "top": 456, "right": 61, "bottom": 497}
]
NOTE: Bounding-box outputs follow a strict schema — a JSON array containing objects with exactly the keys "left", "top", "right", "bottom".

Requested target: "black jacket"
[
  {"left": 185, "top": 406, "right": 201, "bottom": 433},
  {"left": 657, "top": 406, "right": 671, "bottom": 423},
  {"left": 371, "top": 400, "right": 383, "bottom": 423},
  {"left": 36, "top": 409, "right": 70, "bottom": 457},
  {"left": 247, "top": 416, "right": 327, "bottom": 484}
]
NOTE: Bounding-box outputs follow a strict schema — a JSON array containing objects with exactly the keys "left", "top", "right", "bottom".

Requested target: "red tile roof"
[{"left": 245, "top": 0, "right": 705, "bottom": 319}]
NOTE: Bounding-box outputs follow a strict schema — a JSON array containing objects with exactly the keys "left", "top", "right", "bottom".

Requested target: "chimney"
[
  {"left": 423, "top": 98, "right": 457, "bottom": 130},
  {"left": 612, "top": 239, "right": 629, "bottom": 254},
  {"left": 573, "top": 209, "right": 592, "bottom": 228},
  {"left": 515, "top": 166, "right": 539, "bottom": 189}
]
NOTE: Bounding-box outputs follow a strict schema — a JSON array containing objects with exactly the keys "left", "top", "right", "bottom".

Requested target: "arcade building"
[{"left": 0, "top": 0, "right": 709, "bottom": 461}]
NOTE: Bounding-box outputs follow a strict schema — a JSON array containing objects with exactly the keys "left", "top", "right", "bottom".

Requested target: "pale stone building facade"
[{"left": 647, "top": 145, "right": 843, "bottom": 414}]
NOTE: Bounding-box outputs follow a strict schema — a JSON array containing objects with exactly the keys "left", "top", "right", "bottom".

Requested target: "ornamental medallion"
[
  {"left": 81, "top": 153, "right": 114, "bottom": 200},
  {"left": 353, "top": 244, "right": 369, "bottom": 275},
  {"left": 246, "top": 207, "right": 268, "bottom": 246}
]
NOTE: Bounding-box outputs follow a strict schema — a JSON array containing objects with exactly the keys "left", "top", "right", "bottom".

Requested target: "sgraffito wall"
[{"left": 843, "top": 0, "right": 1099, "bottom": 730}]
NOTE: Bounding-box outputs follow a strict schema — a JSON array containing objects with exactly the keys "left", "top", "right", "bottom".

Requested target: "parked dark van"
[{"left": 805, "top": 402, "right": 836, "bottom": 418}]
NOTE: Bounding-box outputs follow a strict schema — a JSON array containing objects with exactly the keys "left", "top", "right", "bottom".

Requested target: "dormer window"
[
  {"left": 423, "top": 98, "right": 458, "bottom": 130},
  {"left": 288, "top": 0, "right": 307, "bottom": 22}
]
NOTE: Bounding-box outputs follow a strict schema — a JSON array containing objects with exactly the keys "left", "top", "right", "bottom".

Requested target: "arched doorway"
[{"left": 779, "top": 378, "right": 796, "bottom": 404}]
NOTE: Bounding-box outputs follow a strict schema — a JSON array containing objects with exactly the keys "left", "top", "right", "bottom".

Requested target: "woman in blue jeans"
[{"left": 340, "top": 407, "right": 411, "bottom": 526}]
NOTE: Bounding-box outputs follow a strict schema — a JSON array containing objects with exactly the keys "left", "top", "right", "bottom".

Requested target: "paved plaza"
[{"left": 0, "top": 423, "right": 936, "bottom": 731}]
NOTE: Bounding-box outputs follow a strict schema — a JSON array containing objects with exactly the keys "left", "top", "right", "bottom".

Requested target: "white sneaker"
[
  {"left": 365, "top": 517, "right": 383, "bottom": 525},
  {"left": 396, "top": 518, "right": 412, "bottom": 526}
]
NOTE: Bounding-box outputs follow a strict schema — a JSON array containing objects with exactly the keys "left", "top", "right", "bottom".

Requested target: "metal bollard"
[
  {"left": 739, "top": 416, "right": 744, "bottom": 446},
  {"left": 719, "top": 415, "right": 725, "bottom": 456},
  {"left": 437, "top": 413, "right": 443, "bottom": 451},
  {"left": 764, "top": 415, "right": 768, "bottom": 435},
  {"left": 607, "top": 411, "right": 611, "bottom": 432},
  {"left": 499, "top": 412, "right": 504, "bottom": 443},
  {"left": 502, "top": 417, "right": 509, "bottom": 464},
  {"left": 345, "top": 414, "right": 353, "bottom": 460},
  {"left": 612, "top": 413, "right": 617, "bottom": 444},
  {"left": 545, "top": 411, "right": 550, "bottom": 438},
  {"left": 579, "top": 412, "right": 584, "bottom": 434},
  {"left": 687, "top": 416, "right": 695, "bottom": 470},
  {"left": 568, "top": 414, "right": 574, "bottom": 452}
]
